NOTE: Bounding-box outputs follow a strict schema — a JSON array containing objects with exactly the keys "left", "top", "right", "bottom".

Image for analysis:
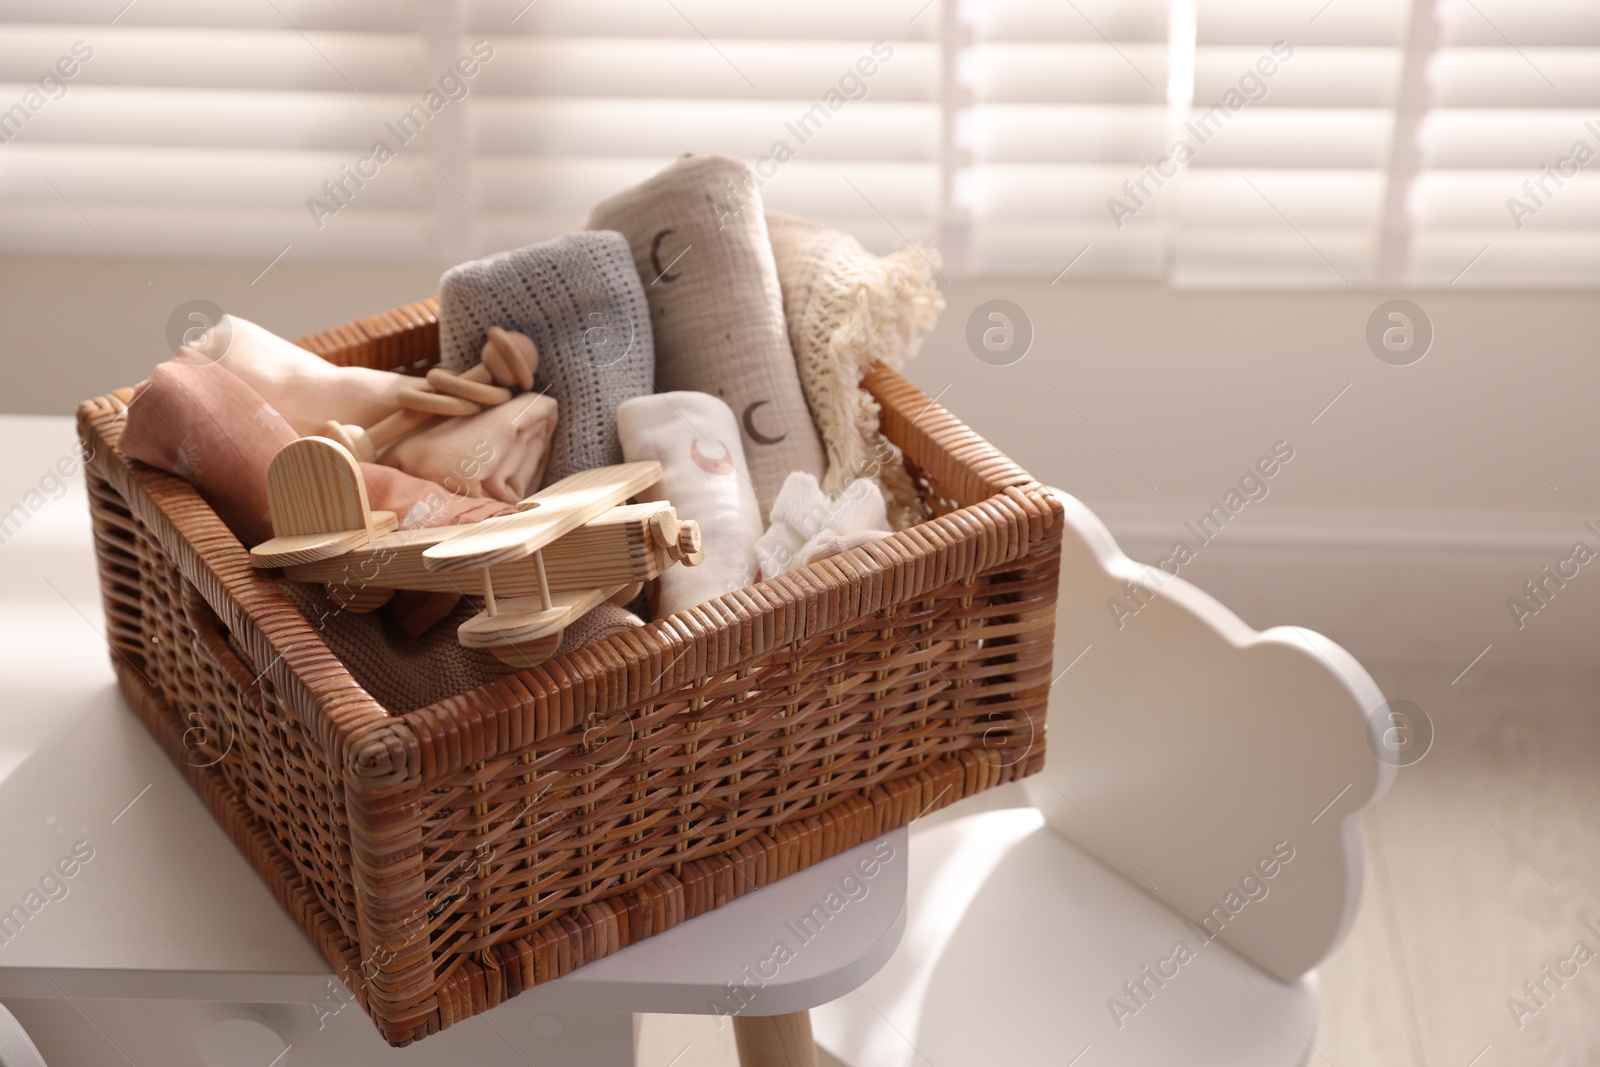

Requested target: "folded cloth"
[
  {"left": 790, "top": 527, "right": 892, "bottom": 571},
  {"left": 616, "top": 392, "right": 764, "bottom": 615},
  {"left": 436, "top": 232, "right": 654, "bottom": 485},
  {"left": 276, "top": 579, "right": 519, "bottom": 711},
  {"left": 765, "top": 211, "right": 944, "bottom": 530},
  {"left": 118, "top": 357, "right": 513, "bottom": 547},
  {"left": 359, "top": 463, "right": 516, "bottom": 531},
  {"left": 274, "top": 586, "right": 644, "bottom": 713},
  {"left": 383, "top": 392, "right": 559, "bottom": 505},
  {"left": 209, "top": 315, "right": 409, "bottom": 437},
  {"left": 389, "top": 589, "right": 464, "bottom": 640},
  {"left": 556, "top": 601, "right": 644, "bottom": 651},
  {"left": 586, "top": 154, "right": 825, "bottom": 518},
  {"left": 755, "top": 471, "right": 892, "bottom": 580},
  {"left": 119, "top": 355, "right": 635, "bottom": 708}
]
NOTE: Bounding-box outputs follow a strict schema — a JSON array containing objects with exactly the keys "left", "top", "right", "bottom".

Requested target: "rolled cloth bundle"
[
  {"left": 119, "top": 355, "right": 644, "bottom": 708},
  {"left": 616, "top": 391, "right": 764, "bottom": 616},
  {"left": 436, "top": 231, "right": 655, "bottom": 486},
  {"left": 586, "top": 153, "right": 825, "bottom": 518},
  {"left": 208, "top": 315, "right": 409, "bottom": 437},
  {"left": 206, "top": 315, "right": 559, "bottom": 505},
  {"left": 117, "top": 356, "right": 512, "bottom": 547},
  {"left": 765, "top": 211, "right": 944, "bottom": 530},
  {"left": 118, "top": 355, "right": 515, "bottom": 641}
]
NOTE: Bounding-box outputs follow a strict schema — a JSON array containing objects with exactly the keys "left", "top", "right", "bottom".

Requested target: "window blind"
[
  {"left": 0, "top": 0, "right": 1594, "bottom": 286},
  {"left": 0, "top": 1, "right": 433, "bottom": 261},
  {"left": 1410, "top": 0, "right": 1600, "bottom": 286},
  {"left": 460, "top": 0, "right": 938, "bottom": 263}
]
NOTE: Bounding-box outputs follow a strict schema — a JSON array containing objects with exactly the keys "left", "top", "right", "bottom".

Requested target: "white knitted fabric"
[
  {"left": 0, "top": 1003, "right": 47, "bottom": 1067},
  {"left": 616, "top": 391, "right": 764, "bottom": 615},
  {"left": 436, "top": 231, "right": 653, "bottom": 486},
  {"left": 585, "top": 154, "right": 825, "bottom": 519},
  {"left": 765, "top": 211, "right": 944, "bottom": 531},
  {"left": 755, "top": 471, "right": 891, "bottom": 580}
]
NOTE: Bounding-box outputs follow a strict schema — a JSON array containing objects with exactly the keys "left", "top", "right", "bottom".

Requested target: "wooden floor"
[
  {"left": 634, "top": 1014, "right": 849, "bottom": 1067},
  {"left": 1316, "top": 662, "right": 1600, "bottom": 1067},
  {"left": 637, "top": 662, "right": 1600, "bottom": 1066}
]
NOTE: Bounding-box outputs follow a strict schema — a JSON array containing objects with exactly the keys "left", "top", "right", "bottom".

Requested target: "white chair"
[
  {"left": 0, "top": 1004, "right": 48, "bottom": 1067},
  {"left": 813, "top": 488, "right": 1393, "bottom": 1067}
]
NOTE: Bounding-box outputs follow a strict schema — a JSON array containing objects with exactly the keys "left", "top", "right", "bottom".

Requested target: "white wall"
[
  {"left": 0, "top": 255, "right": 441, "bottom": 418},
  {"left": 3, "top": 255, "right": 1596, "bottom": 673},
  {"left": 911, "top": 281, "right": 1600, "bottom": 675}
]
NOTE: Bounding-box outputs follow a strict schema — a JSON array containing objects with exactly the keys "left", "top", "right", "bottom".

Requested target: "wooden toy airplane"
[{"left": 249, "top": 437, "right": 702, "bottom": 667}]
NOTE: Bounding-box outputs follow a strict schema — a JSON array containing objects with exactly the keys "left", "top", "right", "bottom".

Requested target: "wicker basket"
[{"left": 75, "top": 298, "right": 1061, "bottom": 1046}]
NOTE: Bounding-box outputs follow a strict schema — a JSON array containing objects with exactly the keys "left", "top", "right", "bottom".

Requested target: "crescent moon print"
[
  {"left": 649, "top": 229, "right": 683, "bottom": 283},
  {"left": 741, "top": 400, "right": 788, "bottom": 445},
  {"left": 689, "top": 437, "right": 735, "bottom": 476}
]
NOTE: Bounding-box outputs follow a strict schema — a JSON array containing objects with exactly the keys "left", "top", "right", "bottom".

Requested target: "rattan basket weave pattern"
[{"left": 76, "top": 298, "right": 1061, "bottom": 1046}]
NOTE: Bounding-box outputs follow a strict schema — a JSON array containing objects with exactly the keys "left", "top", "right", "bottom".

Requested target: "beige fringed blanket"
[{"left": 765, "top": 211, "right": 945, "bottom": 531}]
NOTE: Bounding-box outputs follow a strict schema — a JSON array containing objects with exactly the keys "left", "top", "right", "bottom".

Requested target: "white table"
[{"left": 0, "top": 416, "right": 904, "bottom": 1066}]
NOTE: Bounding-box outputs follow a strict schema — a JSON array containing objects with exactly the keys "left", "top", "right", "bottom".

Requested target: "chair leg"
[{"left": 732, "top": 1010, "right": 818, "bottom": 1067}]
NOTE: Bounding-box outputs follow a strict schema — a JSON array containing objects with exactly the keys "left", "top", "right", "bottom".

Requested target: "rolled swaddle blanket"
[
  {"left": 118, "top": 356, "right": 513, "bottom": 547},
  {"left": 586, "top": 153, "right": 825, "bottom": 518},
  {"left": 206, "top": 315, "right": 559, "bottom": 506},
  {"left": 210, "top": 315, "right": 410, "bottom": 436},
  {"left": 616, "top": 391, "right": 764, "bottom": 616}
]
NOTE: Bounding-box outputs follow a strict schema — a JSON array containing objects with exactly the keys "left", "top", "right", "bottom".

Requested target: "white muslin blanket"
[{"left": 617, "top": 392, "right": 765, "bottom": 616}]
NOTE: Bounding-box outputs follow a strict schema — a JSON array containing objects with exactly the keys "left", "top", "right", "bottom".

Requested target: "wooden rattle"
[{"left": 323, "top": 327, "right": 538, "bottom": 462}]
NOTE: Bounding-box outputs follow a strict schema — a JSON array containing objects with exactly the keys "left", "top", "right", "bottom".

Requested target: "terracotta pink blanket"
[
  {"left": 117, "top": 357, "right": 513, "bottom": 547},
  {"left": 118, "top": 355, "right": 636, "bottom": 695}
]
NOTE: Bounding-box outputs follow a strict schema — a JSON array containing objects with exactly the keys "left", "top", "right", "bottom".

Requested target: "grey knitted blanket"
[{"left": 437, "top": 231, "right": 654, "bottom": 485}]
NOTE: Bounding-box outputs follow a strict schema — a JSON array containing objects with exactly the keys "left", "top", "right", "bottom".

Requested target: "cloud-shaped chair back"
[{"left": 1025, "top": 489, "right": 1394, "bottom": 981}]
